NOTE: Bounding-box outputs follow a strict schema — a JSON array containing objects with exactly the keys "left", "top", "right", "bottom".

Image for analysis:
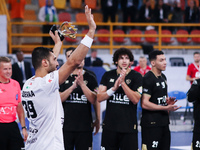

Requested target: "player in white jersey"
[{"left": 21, "top": 5, "right": 96, "bottom": 150}]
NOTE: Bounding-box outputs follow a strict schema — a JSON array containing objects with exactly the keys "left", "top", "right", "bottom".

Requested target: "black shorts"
[
  {"left": 142, "top": 125, "right": 170, "bottom": 150},
  {"left": 101, "top": 129, "right": 138, "bottom": 150},
  {"left": 192, "top": 132, "right": 200, "bottom": 150},
  {"left": 0, "top": 121, "right": 24, "bottom": 150},
  {"left": 63, "top": 131, "right": 92, "bottom": 150}
]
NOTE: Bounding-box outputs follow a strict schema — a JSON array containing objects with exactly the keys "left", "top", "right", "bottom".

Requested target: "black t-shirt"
[
  {"left": 141, "top": 71, "right": 169, "bottom": 127},
  {"left": 59, "top": 70, "right": 98, "bottom": 132},
  {"left": 187, "top": 79, "right": 200, "bottom": 133},
  {"left": 100, "top": 69, "right": 143, "bottom": 133}
]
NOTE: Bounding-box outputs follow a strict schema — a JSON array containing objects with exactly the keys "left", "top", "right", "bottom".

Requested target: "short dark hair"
[
  {"left": 0, "top": 57, "right": 11, "bottom": 63},
  {"left": 194, "top": 52, "right": 200, "bottom": 55},
  {"left": 32, "top": 47, "right": 53, "bottom": 70},
  {"left": 65, "top": 47, "right": 76, "bottom": 56},
  {"left": 148, "top": 50, "right": 164, "bottom": 62},
  {"left": 113, "top": 48, "right": 134, "bottom": 66}
]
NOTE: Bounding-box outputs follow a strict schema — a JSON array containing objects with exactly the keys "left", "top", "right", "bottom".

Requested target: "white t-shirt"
[{"left": 22, "top": 70, "right": 64, "bottom": 150}]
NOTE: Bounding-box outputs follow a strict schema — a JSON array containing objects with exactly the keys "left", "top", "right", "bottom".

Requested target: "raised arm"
[{"left": 58, "top": 5, "right": 96, "bottom": 85}]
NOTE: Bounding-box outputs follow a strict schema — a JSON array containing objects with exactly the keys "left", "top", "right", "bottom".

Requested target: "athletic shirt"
[
  {"left": 134, "top": 65, "right": 151, "bottom": 76},
  {"left": 187, "top": 63, "right": 200, "bottom": 84},
  {"left": 100, "top": 69, "right": 143, "bottom": 133},
  {"left": 22, "top": 70, "right": 64, "bottom": 150},
  {"left": 187, "top": 79, "right": 200, "bottom": 133},
  {"left": 59, "top": 70, "right": 98, "bottom": 132},
  {"left": 141, "top": 71, "right": 169, "bottom": 127},
  {"left": 0, "top": 79, "right": 21, "bottom": 123}
]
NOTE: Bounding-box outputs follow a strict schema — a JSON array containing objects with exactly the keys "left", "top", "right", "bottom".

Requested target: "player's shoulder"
[
  {"left": 130, "top": 69, "right": 142, "bottom": 77},
  {"left": 10, "top": 78, "right": 20, "bottom": 87}
]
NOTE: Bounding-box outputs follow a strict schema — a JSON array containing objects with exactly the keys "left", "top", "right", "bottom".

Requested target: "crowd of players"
[{"left": 1, "top": 4, "right": 200, "bottom": 150}]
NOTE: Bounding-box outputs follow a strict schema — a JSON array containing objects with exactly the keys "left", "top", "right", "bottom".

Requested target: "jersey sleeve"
[
  {"left": 100, "top": 72, "right": 108, "bottom": 86},
  {"left": 88, "top": 73, "right": 98, "bottom": 91},
  {"left": 43, "top": 70, "right": 59, "bottom": 95},
  {"left": 187, "top": 79, "right": 200, "bottom": 102},
  {"left": 142, "top": 75, "right": 153, "bottom": 96},
  {"left": 131, "top": 72, "right": 143, "bottom": 95}
]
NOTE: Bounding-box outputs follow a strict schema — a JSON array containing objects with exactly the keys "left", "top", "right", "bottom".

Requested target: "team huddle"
[{"left": 0, "top": 5, "right": 199, "bottom": 150}]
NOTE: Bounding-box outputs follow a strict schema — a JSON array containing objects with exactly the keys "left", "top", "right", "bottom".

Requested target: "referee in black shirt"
[
  {"left": 97, "top": 48, "right": 143, "bottom": 150},
  {"left": 141, "top": 50, "right": 181, "bottom": 150},
  {"left": 187, "top": 79, "right": 200, "bottom": 150}
]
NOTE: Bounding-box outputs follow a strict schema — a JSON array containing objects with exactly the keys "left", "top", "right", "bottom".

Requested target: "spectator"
[
  {"left": 12, "top": 50, "right": 33, "bottom": 89},
  {"left": 154, "top": 0, "right": 169, "bottom": 23},
  {"left": 101, "top": 0, "right": 119, "bottom": 28},
  {"left": 38, "top": 0, "right": 58, "bottom": 45},
  {"left": 60, "top": 47, "right": 100, "bottom": 150},
  {"left": 169, "top": 1, "right": 183, "bottom": 32},
  {"left": 0, "top": 56, "right": 28, "bottom": 150},
  {"left": 8, "top": 0, "right": 26, "bottom": 45},
  {"left": 184, "top": 0, "right": 200, "bottom": 32},
  {"left": 120, "top": 0, "right": 139, "bottom": 33},
  {"left": 186, "top": 52, "right": 200, "bottom": 84},
  {"left": 134, "top": 56, "right": 151, "bottom": 76},
  {"left": 138, "top": 0, "right": 155, "bottom": 23},
  {"left": 85, "top": 49, "right": 103, "bottom": 67}
]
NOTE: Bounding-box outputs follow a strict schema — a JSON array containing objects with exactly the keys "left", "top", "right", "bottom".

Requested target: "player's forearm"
[
  {"left": 60, "top": 86, "right": 74, "bottom": 102},
  {"left": 81, "top": 84, "right": 96, "bottom": 104},
  {"left": 93, "top": 101, "right": 100, "bottom": 121},
  {"left": 97, "top": 92, "right": 110, "bottom": 102},
  {"left": 141, "top": 99, "right": 167, "bottom": 111},
  {"left": 53, "top": 41, "right": 62, "bottom": 58},
  {"left": 121, "top": 82, "right": 141, "bottom": 104},
  {"left": 17, "top": 103, "right": 26, "bottom": 127}
]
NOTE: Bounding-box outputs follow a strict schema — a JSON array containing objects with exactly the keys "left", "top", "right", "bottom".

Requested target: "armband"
[{"left": 80, "top": 35, "right": 93, "bottom": 48}]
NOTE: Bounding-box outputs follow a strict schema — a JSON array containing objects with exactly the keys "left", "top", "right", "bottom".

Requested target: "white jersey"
[{"left": 22, "top": 70, "right": 64, "bottom": 150}]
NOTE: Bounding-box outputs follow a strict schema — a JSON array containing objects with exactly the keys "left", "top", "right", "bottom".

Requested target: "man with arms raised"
[{"left": 21, "top": 5, "right": 96, "bottom": 150}]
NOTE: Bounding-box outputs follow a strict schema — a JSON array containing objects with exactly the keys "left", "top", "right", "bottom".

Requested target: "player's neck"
[
  {"left": 116, "top": 67, "right": 131, "bottom": 75},
  {"left": 151, "top": 67, "right": 162, "bottom": 77},
  {"left": 34, "top": 69, "right": 48, "bottom": 78},
  {"left": 140, "top": 65, "right": 146, "bottom": 70}
]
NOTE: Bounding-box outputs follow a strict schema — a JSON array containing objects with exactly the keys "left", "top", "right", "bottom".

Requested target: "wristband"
[
  {"left": 106, "top": 87, "right": 115, "bottom": 96},
  {"left": 22, "top": 126, "right": 27, "bottom": 130},
  {"left": 80, "top": 35, "right": 93, "bottom": 48}
]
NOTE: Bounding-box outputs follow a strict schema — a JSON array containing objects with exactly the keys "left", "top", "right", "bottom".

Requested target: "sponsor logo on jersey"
[
  {"left": 66, "top": 93, "right": 88, "bottom": 104},
  {"left": 156, "top": 82, "right": 160, "bottom": 86},
  {"left": 0, "top": 89, "right": 6, "bottom": 93},
  {"left": 16, "top": 94, "right": 18, "bottom": 100},
  {"left": 84, "top": 80, "right": 88, "bottom": 85},
  {"left": 22, "top": 91, "right": 35, "bottom": 97},
  {"left": 109, "top": 78, "right": 114, "bottom": 82},
  {"left": 143, "top": 88, "right": 148, "bottom": 92},
  {"left": 157, "top": 95, "right": 167, "bottom": 105},
  {"left": 126, "top": 79, "right": 131, "bottom": 84},
  {"left": 48, "top": 79, "right": 52, "bottom": 83},
  {"left": 109, "top": 93, "right": 129, "bottom": 105}
]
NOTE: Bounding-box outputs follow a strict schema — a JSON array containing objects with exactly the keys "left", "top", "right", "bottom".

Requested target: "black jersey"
[
  {"left": 141, "top": 71, "right": 169, "bottom": 127},
  {"left": 100, "top": 69, "right": 143, "bottom": 133},
  {"left": 59, "top": 70, "right": 98, "bottom": 132},
  {"left": 187, "top": 79, "right": 200, "bottom": 133}
]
